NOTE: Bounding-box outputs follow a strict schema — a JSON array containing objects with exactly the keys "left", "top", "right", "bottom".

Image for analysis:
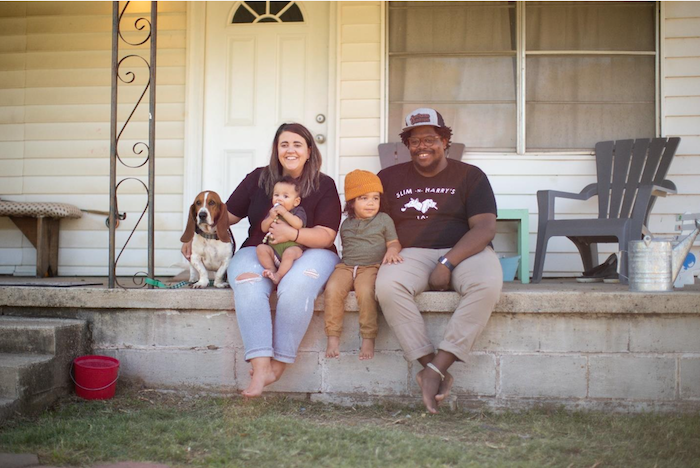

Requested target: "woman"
[{"left": 183, "top": 123, "right": 341, "bottom": 397}]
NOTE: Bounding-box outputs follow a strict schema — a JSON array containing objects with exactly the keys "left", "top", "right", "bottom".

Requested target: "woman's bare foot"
[
  {"left": 359, "top": 338, "right": 375, "bottom": 360},
  {"left": 248, "top": 360, "right": 286, "bottom": 380},
  {"left": 242, "top": 358, "right": 287, "bottom": 398},
  {"left": 242, "top": 365, "right": 277, "bottom": 398},
  {"left": 415, "top": 367, "right": 442, "bottom": 414},
  {"left": 325, "top": 336, "right": 340, "bottom": 358},
  {"left": 261, "top": 269, "right": 279, "bottom": 284}
]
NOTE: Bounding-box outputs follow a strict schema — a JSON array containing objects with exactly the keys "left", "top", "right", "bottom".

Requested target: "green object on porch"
[{"left": 497, "top": 208, "right": 530, "bottom": 283}]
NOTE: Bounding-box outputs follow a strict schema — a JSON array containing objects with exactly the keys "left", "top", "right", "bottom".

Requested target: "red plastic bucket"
[{"left": 72, "top": 355, "right": 120, "bottom": 400}]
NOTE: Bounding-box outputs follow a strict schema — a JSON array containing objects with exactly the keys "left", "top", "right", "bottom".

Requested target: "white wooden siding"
[
  {"left": 336, "top": 1, "right": 383, "bottom": 198},
  {"left": 0, "top": 1, "right": 187, "bottom": 276},
  {"left": 663, "top": 1, "right": 700, "bottom": 272}
]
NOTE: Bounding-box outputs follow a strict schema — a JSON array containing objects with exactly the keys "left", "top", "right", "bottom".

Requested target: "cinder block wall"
[{"left": 1, "top": 287, "right": 699, "bottom": 412}]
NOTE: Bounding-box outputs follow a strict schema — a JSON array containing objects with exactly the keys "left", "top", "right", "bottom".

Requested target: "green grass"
[{"left": 1, "top": 389, "right": 699, "bottom": 467}]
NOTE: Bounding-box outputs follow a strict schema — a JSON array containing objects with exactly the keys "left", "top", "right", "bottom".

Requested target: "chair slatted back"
[{"left": 596, "top": 138, "right": 679, "bottom": 221}]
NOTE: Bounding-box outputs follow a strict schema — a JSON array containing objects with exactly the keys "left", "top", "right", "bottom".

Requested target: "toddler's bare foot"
[
  {"left": 325, "top": 336, "right": 340, "bottom": 358},
  {"left": 359, "top": 338, "right": 375, "bottom": 360}
]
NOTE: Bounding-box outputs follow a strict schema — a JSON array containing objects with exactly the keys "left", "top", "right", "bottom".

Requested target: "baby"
[
  {"left": 324, "top": 170, "right": 402, "bottom": 360},
  {"left": 256, "top": 176, "right": 307, "bottom": 285}
]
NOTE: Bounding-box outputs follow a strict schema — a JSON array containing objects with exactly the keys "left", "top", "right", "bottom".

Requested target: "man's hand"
[{"left": 428, "top": 264, "right": 451, "bottom": 291}]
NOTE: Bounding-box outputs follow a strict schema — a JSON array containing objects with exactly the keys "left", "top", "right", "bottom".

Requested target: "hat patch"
[{"left": 410, "top": 113, "right": 432, "bottom": 126}]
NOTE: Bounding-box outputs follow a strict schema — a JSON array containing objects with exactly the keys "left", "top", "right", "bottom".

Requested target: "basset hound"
[{"left": 180, "top": 191, "right": 235, "bottom": 288}]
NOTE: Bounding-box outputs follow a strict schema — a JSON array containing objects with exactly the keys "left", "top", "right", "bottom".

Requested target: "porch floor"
[{"left": 0, "top": 275, "right": 698, "bottom": 293}]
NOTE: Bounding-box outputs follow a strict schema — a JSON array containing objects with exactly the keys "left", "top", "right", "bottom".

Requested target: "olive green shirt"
[{"left": 340, "top": 212, "right": 398, "bottom": 266}]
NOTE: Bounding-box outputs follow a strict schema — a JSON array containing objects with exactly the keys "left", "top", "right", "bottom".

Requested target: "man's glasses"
[{"left": 407, "top": 136, "right": 442, "bottom": 148}]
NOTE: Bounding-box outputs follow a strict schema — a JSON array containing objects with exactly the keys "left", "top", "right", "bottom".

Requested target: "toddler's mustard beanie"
[{"left": 344, "top": 170, "right": 383, "bottom": 201}]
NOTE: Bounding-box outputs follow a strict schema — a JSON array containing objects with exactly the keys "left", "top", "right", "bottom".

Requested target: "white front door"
[{"left": 202, "top": 1, "right": 330, "bottom": 246}]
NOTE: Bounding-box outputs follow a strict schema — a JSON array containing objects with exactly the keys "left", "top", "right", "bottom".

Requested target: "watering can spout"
[{"left": 671, "top": 219, "right": 700, "bottom": 283}]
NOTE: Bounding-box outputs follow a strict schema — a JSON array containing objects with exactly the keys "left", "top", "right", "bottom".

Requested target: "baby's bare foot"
[
  {"left": 261, "top": 269, "right": 279, "bottom": 284},
  {"left": 325, "top": 336, "right": 340, "bottom": 358},
  {"left": 359, "top": 338, "right": 375, "bottom": 360}
]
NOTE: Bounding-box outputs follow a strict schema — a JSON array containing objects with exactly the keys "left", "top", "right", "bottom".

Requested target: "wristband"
[
  {"left": 294, "top": 229, "right": 300, "bottom": 242},
  {"left": 437, "top": 255, "right": 455, "bottom": 272}
]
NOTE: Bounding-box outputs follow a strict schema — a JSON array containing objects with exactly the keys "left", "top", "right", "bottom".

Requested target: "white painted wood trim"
[
  {"left": 517, "top": 2, "right": 525, "bottom": 155},
  {"left": 326, "top": 1, "right": 338, "bottom": 184},
  {"left": 183, "top": 1, "right": 206, "bottom": 226},
  {"left": 382, "top": 0, "right": 389, "bottom": 142},
  {"left": 380, "top": 0, "right": 387, "bottom": 145},
  {"left": 659, "top": 1, "right": 666, "bottom": 137}
]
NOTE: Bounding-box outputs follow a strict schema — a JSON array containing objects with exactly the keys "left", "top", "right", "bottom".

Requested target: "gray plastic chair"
[
  {"left": 532, "top": 137, "right": 681, "bottom": 284},
  {"left": 378, "top": 142, "right": 465, "bottom": 169}
]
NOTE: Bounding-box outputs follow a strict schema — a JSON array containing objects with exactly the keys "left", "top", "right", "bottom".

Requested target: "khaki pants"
[
  {"left": 375, "top": 247, "right": 502, "bottom": 362},
  {"left": 324, "top": 263, "right": 380, "bottom": 339}
]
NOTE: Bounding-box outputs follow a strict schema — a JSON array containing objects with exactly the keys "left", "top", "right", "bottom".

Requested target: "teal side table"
[{"left": 497, "top": 209, "right": 530, "bottom": 284}]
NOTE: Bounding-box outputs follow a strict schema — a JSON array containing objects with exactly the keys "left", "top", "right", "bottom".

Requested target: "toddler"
[
  {"left": 256, "top": 176, "right": 306, "bottom": 284},
  {"left": 324, "top": 170, "right": 402, "bottom": 360}
]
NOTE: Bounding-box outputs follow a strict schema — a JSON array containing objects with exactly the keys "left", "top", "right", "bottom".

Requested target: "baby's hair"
[{"left": 274, "top": 175, "right": 302, "bottom": 197}]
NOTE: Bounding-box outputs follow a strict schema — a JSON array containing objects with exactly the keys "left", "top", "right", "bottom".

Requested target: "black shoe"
[{"left": 576, "top": 254, "right": 617, "bottom": 283}]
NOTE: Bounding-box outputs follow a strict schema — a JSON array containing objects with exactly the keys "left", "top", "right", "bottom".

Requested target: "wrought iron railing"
[{"left": 108, "top": 1, "right": 157, "bottom": 288}]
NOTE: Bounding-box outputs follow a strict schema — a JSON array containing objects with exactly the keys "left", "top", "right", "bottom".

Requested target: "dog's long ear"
[
  {"left": 215, "top": 205, "right": 232, "bottom": 244},
  {"left": 180, "top": 203, "right": 197, "bottom": 243}
]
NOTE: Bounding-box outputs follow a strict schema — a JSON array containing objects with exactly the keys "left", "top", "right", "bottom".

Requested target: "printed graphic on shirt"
[{"left": 401, "top": 198, "right": 438, "bottom": 214}]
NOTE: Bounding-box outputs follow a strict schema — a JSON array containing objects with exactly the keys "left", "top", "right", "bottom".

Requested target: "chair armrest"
[
  {"left": 652, "top": 179, "right": 677, "bottom": 197},
  {"left": 536, "top": 184, "right": 598, "bottom": 220}
]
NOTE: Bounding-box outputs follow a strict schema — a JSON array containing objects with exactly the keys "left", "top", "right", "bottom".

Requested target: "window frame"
[{"left": 384, "top": 1, "right": 661, "bottom": 155}]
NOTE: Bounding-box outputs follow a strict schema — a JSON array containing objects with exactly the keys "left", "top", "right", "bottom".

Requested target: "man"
[{"left": 376, "top": 108, "right": 503, "bottom": 413}]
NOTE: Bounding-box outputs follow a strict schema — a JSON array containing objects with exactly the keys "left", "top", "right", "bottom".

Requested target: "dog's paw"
[
  {"left": 192, "top": 279, "right": 209, "bottom": 289},
  {"left": 214, "top": 281, "right": 229, "bottom": 289}
]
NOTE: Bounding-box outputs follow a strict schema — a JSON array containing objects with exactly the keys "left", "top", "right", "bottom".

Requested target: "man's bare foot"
[
  {"left": 359, "top": 338, "right": 375, "bottom": 360},
  {"left": 435, "top": 371, "right": 454, "bottom": 403},
  {"left": 416, "top": 367, "right": 442, "bottom": 414},
  {"left": 325, "top": 336, "right": 340, "bottom": 358}
]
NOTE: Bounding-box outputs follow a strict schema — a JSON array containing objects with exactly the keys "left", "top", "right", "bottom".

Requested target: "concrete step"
[
  {"left": 0, "top": 397, "right": 18, "bottom": 421},
  {"left": 0, "top": 353, "right": 55, "bottom": 399},
  {"left": 0, "top": 317, "right": 86, "bottom": 354}
]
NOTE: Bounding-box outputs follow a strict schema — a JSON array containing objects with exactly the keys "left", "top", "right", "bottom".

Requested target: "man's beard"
[{"left": 411, "top": 151, "right": 442, "bottom": 175}]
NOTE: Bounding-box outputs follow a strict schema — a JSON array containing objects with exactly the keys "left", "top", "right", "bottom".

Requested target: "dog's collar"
[{"left": 195, "top": 224, "right": 220, "bottom": 240}]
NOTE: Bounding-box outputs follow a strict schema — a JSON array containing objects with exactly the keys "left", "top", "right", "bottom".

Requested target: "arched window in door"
[{"left": 232, "top": 1, "right": 304, "bottom": 24}]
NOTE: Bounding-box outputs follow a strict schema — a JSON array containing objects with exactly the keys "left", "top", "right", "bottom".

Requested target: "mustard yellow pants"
[{"left": 324, "top": 263, "right": 380, "bottom": 339}]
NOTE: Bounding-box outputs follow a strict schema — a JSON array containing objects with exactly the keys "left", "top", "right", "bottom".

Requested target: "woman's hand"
[
  {"left": 267, "top": 218, "right": 296, "bottom": 244},
  {"left": 181, "top": 241, "right": 193, "bottom": 261}
]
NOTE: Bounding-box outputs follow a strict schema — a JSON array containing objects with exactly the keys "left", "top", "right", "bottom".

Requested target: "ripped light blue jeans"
[{"left": 228, "top": 246, "right": 339, "bottom": 363}]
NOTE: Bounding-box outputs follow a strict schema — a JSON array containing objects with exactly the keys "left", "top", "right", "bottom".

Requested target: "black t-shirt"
[
  {"left": 378, "top": 159, "right": 497, "bottom": 249},
  {"left": 226, "top": 167, "right": 342, "bottom": 251}
]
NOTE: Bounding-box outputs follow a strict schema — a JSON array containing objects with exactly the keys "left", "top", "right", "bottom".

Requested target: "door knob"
[
  {"left": 315, "top": 114, "right": 326, "bottom": 123},
  {"left": 315, "top": 134, "right": 326, "bottom": 144}
]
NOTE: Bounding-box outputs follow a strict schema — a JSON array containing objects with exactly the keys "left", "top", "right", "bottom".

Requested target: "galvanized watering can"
[{"left": 628, "top": 219, "right": 700, "bottom": 292}]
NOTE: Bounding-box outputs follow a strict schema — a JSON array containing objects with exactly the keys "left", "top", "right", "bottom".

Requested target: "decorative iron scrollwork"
[{"left": 109, "top": 1, "right": 157, "bottom": 288}]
